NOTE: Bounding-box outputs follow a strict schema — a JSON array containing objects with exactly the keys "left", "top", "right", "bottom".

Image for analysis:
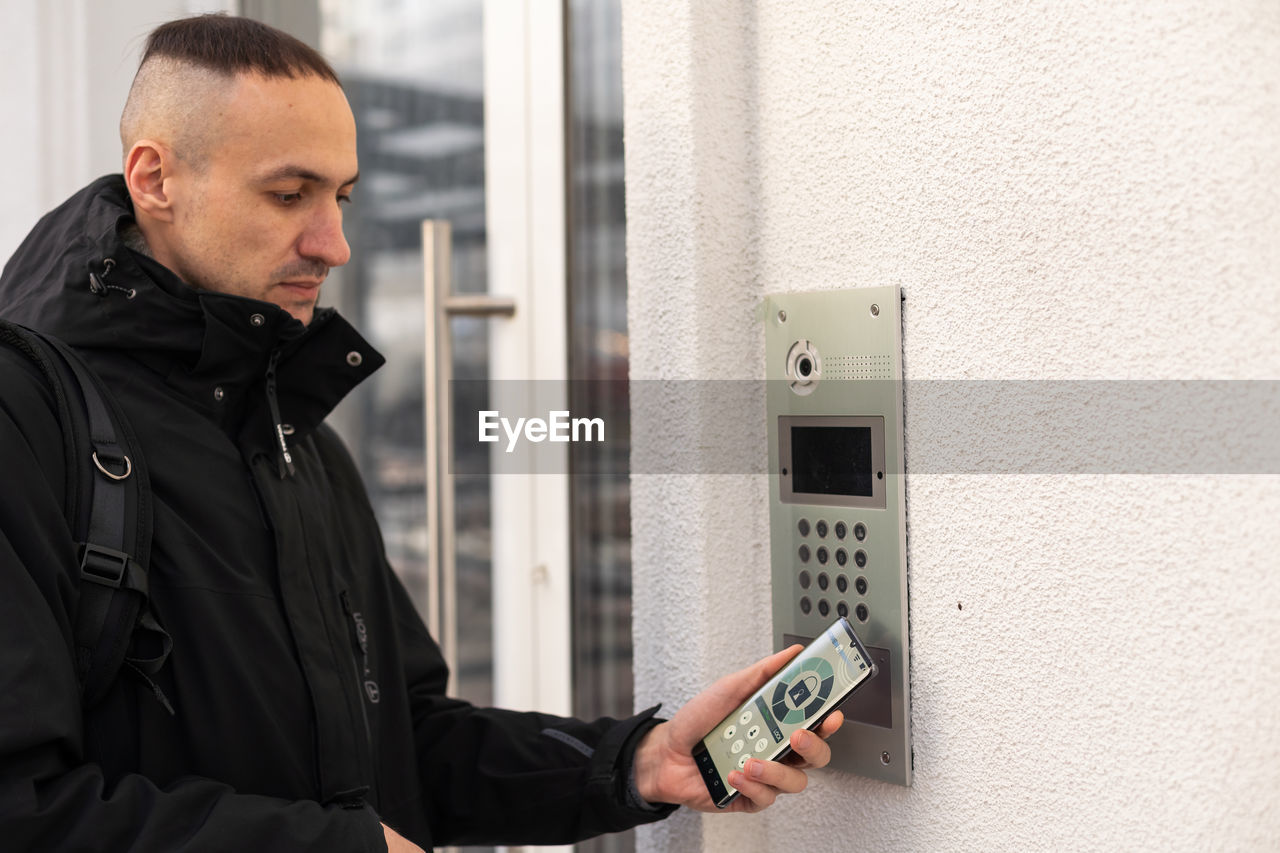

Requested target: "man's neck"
[{"left": 120, "top": 221, "right": 153, "bottom": 258}]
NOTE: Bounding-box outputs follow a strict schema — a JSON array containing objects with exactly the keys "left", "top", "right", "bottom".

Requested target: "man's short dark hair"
[{"left": 141, "top": 13, "right": 339, "bottom": 85}]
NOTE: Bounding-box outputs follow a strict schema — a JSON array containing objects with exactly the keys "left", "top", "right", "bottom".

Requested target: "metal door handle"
[{"left": 422, "top": 220, "right": 516, "bottom": 690}]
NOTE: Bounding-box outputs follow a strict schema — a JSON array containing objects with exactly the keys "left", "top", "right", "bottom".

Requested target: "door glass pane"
[
  {"left": 567, "top": 0, "right": 634, "bottom": 850},
  {"left": 318, "top": 0, "right": 494, "bottom": 711}
]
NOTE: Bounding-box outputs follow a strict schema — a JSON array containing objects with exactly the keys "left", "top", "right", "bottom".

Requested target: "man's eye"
[
  {"left": 274, "top": 192, "right": 303, "bottom": 205},
  {"left": 338, "top": 194, "right": 353, "bottom": 205}
]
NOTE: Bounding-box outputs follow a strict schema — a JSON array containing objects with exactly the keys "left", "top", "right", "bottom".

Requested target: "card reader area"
[{"left": 784, "top": 635, "right": 892, "bottom": 730}]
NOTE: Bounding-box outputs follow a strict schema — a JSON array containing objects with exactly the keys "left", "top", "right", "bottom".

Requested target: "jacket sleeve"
[
  {"left": 0, "top": 355, "right": 387, "bottom": 852},
  {"left": 387, "top": 573, "right": 677, "bottom": 848}
]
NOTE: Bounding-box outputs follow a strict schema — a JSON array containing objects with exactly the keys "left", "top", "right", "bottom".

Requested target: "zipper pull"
[{"left": 265, "top": 350, "right": 295, "bottom": 478}]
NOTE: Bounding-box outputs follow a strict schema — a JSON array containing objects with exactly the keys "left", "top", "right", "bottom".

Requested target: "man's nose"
[{"left": 299, "top": 202, "right": 351, "bottom": 268}]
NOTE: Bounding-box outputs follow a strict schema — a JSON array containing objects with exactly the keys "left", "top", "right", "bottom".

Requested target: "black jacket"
[{"left": 0, "top": 176, "right": 671, "bottom": 851}]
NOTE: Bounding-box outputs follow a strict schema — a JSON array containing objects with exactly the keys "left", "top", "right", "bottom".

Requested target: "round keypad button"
[
  {"left": 836, "top": 548, "right": 848, "bottom": 566},
  {"left": 816, "top": 547, "right": 829, "bottom": 565},
  {"left": 798, "top": 518, "right": 810, "bottom": 537},
  {"left": 855, "top": 576, "right": 868, "bottom": 595},
  {"left": 817, "top": 572, "right": 829, "bottom": 591},
  {"left": 836, "top": 574, "right": 848, "bottom": 594},
  {"left": 837, "top": 601, "right": 849, "bottom": 618},
  {"left": 855, "top": 603, "right": 869, "bottom": 622},
  {"left": 855, "top": 549, "right": 867, "bottom": 568},
  {"left": 798, "top": 570, "right": 811, "bottom": 590},
  {"left": 799, "top": 545, "right": 811, "bottom": 563},
  {"left": 818, "top": 599, "right": 830, "bottom": 617},
  {"left": 800, "top": 596, "right": 812, "bottom": 615},
  {"left": 854, "top": 523, "right": 867, "bottom": 541},
  {"left": 816, "top": 520, "right": 828, "bottom": 538},
  {"left": 835, "top": 521, "right": 848, "bottom": 540}
]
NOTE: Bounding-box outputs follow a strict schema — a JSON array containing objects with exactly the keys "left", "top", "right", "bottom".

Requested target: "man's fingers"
[
  {"left": 704, "top": 645, "right": 804, "bottom": 719},
  {"left": 785, "top": 727, "right": 833, "bottom": 770},
  {"left": 740, "top": 757, "right": 808, "bottom": 794},
  {"left": 750, "top": 645, "right": 803, "bottom": 683},
  {"left": 814, "top": 709, "right": 843, "bottom": 740}
]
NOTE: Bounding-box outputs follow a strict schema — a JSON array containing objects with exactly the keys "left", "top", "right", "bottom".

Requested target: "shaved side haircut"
[{"left": 119, "top": 14, "right": 341, "bottom": 167}]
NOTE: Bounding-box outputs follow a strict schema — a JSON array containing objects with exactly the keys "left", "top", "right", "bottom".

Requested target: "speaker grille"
[{"left": 823, "top": 355, "right": 893, "bottom": 380}]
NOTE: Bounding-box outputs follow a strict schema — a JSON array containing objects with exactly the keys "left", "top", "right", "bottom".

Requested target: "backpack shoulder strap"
[{"left": 0, "top": 319, "right": 170, "bottom": 712}]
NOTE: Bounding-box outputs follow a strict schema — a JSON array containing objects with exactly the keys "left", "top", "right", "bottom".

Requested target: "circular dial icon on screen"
[{"left": 770, "top": 657, "right": 835, "bottom": 724}]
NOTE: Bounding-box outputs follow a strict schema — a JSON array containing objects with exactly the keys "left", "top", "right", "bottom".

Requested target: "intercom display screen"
[{"left": 791, "top": 426, "right": 873, "bottom": 497}]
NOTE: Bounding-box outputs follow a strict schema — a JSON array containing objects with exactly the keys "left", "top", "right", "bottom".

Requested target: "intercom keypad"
[{"left": 795, "top": 515, "right": 870, "bottom": 626}]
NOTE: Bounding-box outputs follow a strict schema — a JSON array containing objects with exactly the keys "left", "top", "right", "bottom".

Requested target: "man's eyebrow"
[{"left": 257, "top": 165, "right": 360, "bottom": 187}]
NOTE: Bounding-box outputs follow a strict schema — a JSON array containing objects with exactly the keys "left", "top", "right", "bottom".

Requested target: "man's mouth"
[{"left": 277, "top": 279, "right": 324, "bottom": 295}]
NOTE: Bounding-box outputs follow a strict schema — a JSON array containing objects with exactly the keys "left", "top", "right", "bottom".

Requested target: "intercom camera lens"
[
  {"left": 797, "top": 518, "right": 810, "bottom": 537},
  {"left": 836, "top": 574, "right": 848, "bottom": 593},
  {"left": 834, "top": 521, "right": 847, "bottom": 540},
  {"left": 854, "top": 549, "right": 867, "bottom": 568},
  {"left": 854, "top": 523, "right": 867, "bottom": 541},
  {"left": 836, "top": 548, "right": 847, "bottom": 566},
  {"left": 800, "top": 596, "right": 812, "bottom": 615},
  {"left": 798, "top": 545, "right": 811, "bottom": 563},
  {"left": 818, "top": 599, "right": 830, "bottom": 617},
  {"left": 798, "top": 357, "right": 812, "bottom": 377},
  {"left": 816, "top": 547, "right": 829, "bottom": 565},
  {"left": 855, "top": 604, "right": 869, "bottom": 622},
  {"left": 855, "top": 576, "right": 868, "bottom": 595},
  {"left": 817, "top": 572, "right": 829, "bottom": 591},
  {"left": 798, "top": 570, "right": 811, "bottom": 589},
  {"left": 815, "top": 520, "right": 828, "bottom": 538}
]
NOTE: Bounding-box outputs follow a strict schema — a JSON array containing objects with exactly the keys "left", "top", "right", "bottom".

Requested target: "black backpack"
[{"left": 0, "top": 320, "right": 172, "bottom": 713}]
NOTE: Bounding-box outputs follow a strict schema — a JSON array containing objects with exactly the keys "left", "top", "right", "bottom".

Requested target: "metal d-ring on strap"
[{"left": 92, "top": 451, "right": 132, "bottom": 481}]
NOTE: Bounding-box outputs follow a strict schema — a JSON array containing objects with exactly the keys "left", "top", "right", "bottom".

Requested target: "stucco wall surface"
[{"left": 623, "top": 1, "right": 1280, "bottom": 851}]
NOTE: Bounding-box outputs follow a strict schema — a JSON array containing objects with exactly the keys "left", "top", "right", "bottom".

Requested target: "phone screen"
[{"left": 694, "top": 618, "right": 874, "bottom": 807}]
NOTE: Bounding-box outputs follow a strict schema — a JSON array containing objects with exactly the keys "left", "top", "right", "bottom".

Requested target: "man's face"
[{"left": 164, "top": 73, "right": 359, "bottom": 326}]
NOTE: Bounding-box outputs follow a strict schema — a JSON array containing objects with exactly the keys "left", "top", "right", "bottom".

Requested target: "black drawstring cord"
[
  {"left": 88, "top": 258, "right": 136, "bottom": 299},
  {"left": 265, "top": 350, "right": 295, "bottom": 479}
]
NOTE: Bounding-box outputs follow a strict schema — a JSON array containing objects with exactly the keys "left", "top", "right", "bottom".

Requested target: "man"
[{"left": 0, "top": 14, "right": 841, "bottom": 852}]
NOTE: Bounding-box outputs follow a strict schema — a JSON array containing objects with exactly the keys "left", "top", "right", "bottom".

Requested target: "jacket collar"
[{"left": 0, "top": 175, "right": 385, "bottom": 453}]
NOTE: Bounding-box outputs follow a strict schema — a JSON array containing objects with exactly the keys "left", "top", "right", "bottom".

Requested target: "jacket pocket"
[{"left": 339, "top": 590, "right": 381, "bottom": 707}]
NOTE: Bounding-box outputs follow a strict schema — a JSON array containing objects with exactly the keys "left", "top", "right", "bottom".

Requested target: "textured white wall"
[{"left": 623, "top": 1, "right": 1280, "bottom": 851}]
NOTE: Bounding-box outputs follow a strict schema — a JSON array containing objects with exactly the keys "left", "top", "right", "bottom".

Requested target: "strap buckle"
[{"left": 79, "top": 543, "right": 130, "bottom": 588}]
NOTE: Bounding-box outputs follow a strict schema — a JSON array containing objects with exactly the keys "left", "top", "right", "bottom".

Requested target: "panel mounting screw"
[
  {"left": 777, "top": 310, "right": 787, "bottom": 323},
  {"left": 870, "top": 304, "right": 880, "bottom": 317},
  {"left": 881, "top": 751, "right": 891, "bottom": 765}
]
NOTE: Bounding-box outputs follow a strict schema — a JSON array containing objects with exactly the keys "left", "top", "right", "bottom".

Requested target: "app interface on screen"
[{"left": 700, "top": 623, "right": 871, "bottom": 792}]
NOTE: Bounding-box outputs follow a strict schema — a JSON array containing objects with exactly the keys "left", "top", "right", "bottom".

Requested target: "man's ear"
[{"left": 124, "top": 141, "right": 177, "bottom": 223}]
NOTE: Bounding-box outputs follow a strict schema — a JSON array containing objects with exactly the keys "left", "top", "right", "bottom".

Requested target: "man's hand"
[
  {"left": 382, "top": 822, "right": 425, "bottom": 853},
  {"left": 631, "top": 645, "right": 843, "bottom": 814}
]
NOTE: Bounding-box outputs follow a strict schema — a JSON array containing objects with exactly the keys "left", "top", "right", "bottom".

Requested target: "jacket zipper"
[
  {"left": 339, "top": 590, "right": 376, "bottom": 763},
  {"left": 264, "top": 349, "right": 295, "bottom": 478}
]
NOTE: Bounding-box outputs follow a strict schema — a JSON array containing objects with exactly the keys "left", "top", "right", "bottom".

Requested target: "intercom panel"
[{"left": 765, "top": 287, "right": 911, "bottom": 786}]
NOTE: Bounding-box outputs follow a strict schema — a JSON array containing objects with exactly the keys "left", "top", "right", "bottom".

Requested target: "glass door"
[{"left": 319, "top": 0, "right": 497, "bottom": 708}]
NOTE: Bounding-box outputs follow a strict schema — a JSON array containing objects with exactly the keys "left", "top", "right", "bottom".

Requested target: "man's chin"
[{"left": 273, "top": 290, "right": 320, "bottom": 326}]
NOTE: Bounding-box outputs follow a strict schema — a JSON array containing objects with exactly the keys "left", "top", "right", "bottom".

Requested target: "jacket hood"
[{"left": 0, "top": 175, "right": 384, "bottom": 455}]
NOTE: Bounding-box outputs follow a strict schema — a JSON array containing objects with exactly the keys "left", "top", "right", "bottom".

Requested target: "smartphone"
[{"left": 692, "top": 617, "right": 876, "bottom": 808}]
